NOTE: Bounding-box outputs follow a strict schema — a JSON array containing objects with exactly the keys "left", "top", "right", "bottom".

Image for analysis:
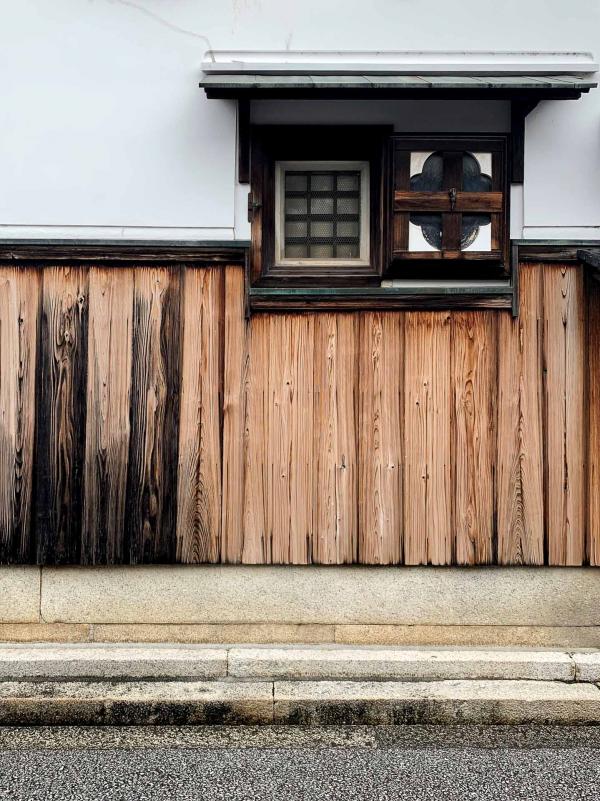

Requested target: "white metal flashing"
[{"left": 202, "top": 50, "right": 598, "bottom": 76}]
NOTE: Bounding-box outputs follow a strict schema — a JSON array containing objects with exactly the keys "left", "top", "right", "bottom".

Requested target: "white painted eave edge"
[{"left": 202, "top": 50, "right": 598, "bottom": 76}]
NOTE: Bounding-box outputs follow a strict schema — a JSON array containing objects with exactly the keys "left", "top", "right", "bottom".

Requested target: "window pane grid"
[{"left": 283, "top": 170, "right": 361, "bottom": 259}]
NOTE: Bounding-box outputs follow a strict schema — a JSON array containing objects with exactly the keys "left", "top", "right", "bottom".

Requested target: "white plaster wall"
[{"left": 1, "top": 0, "right": 599, "bottom": 240}]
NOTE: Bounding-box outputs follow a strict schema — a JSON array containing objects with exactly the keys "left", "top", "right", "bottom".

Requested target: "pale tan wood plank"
[
  {"left": 358, "top": 312, "right": 402, "bottom": 565},
  {"left": 176, "top": 268, "right": 223, "bottom": 564},
  {"left": 241, "top": 315, "right": 270, "bottom": 563},
  {"left": 403, "top": 312, "right": 452, "bottom": 565},
  {"left": 82, "top": 268, "right": 134, "bottom": 564},
  {"left": 497, "top": 265, "right": 544, "bottom": 564},
  {"left": 313, "top": 314, "right": 358, "bottom": 564},
  {"left": 588, "top": 277, "right": 600, "bottom": 565},
  {"left": 266, "top": 315, "right": 314, "bottom": 564},
  {"left": 221, "top": 267, "right": 248, "bottom": 564},
  {"left": 452, "top": 312, "right": 496, "bottom": 565},
  {"left": 543, "top": 264, "right": 586, "bottom": 565},
  {"left": 0, "top": 268, "right": 39, "bottom": 563}
]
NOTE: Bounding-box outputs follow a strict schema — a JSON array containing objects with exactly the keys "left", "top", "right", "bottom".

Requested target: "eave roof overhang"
[
  {"left": 200, "top": 51, "right": 597, "bottom": 100},
  {"left": 200, "top": 73, "right": 596, "bottom": 101}
]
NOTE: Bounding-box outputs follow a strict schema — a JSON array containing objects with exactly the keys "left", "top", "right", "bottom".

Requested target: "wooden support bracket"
[{"left": 510, "top": 99, "right": 540, "bottom": 183}]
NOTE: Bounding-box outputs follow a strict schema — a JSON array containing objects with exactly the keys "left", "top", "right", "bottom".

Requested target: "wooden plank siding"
[{"left": 0, "top": 261, "right": 596, "bottom": 566}]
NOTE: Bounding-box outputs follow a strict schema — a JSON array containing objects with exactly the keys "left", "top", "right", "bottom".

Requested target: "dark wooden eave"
[
  {"left": 200, "top": 73, "right": 596, "bottom": 101},
  {"left": 0, "top": 239, "right": 249, "bottom": 265}
]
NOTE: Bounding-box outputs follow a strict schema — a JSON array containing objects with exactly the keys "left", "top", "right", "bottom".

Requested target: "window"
[
  {"left": 249, "top": 126, "right": 388, "bottom": 286},
  {"left": 275, "top": 162, "right": 370, "bottom": 265},
  {"left": 391, "top": 136, "right": 509, "bottom": 270},
  {"left": 249, "top": 127, "right": 510, "bottom": 305}
]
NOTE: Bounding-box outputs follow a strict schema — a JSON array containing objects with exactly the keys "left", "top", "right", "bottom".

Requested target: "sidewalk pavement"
[{"left": 1, "top": 644, "right": 600, "bottom": 725}]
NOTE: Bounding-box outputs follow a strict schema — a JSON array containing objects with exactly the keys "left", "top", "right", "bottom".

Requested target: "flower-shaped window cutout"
[{"left": 410, "top": 152, "right": 492, "bottom": 250}]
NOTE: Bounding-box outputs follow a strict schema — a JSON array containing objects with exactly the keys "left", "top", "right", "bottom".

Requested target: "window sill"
[{"left": 248, "top": 279, "right": 515, "bottom": 312}]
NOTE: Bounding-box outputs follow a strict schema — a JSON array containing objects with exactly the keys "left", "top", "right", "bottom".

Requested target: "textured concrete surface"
[
  {"left": 0, "top": 567, "right": 40, "bottom": 623},
  {"left": 0, "top": 644, "right": 227, "bottom": 679},
  {"left": 228, "top": 646, "right": 575, "bottom": 681},
  {"left": 2, "top": 725, "right": 600, "bottom": 800},
  {"left": 92, "top": 623, "right": 336, "bottom": 644},
  {"left": 574, "top": 652, "right": 600, "bottom": 682},
  {"left": 273, "top": 680, "right": 600, "bottom": 725},
  {"left": 0, "top": 680, "right": 273, "bottom": 725},
  {"left": 39, "top": 566, "right": 600, "bottom": 626},
  {"left": 1, "top": 676, "right": 600, "bottom": 725}
]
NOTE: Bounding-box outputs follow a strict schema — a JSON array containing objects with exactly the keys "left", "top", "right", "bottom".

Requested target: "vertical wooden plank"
[
  {"left": 126, "top": 267, "right": 181, "bottom": 564},
  {"left": 82, "top": 268, "right": 134, "bottom": 564},
  {"left": 241, "top": 315, "right": 270, "bottom": 563},
  {"left": 358, "top": 312, "right": 402, "bottom": 565},
  {"left": 0, "top": 268, "right": 39, "bottom": 563},
  {"left": 452, "top": 312, "right": 496, "bottom": 565},
  {"left": 266, "top": 314, "right": 314, "bottom": 564},
  {"left": 403, "top": 312, "right": 452, "bottom": 565},
  {"left": 497, "top": 265, "right": 544, "bottom": 564},
  {"left": 176, "top": 268, "right": 223, "bottom": 564},
  {"left": 588, "top": 276, "right": 600, "bottom": 565},
  {"left": 543, "top": 265, "right": 586, "bottom": 566},
  {"left": 313, "top": 314, "right": 358, "bottom": 564},
  {"left": 221, "top": 267, "right": 248, "bottom": 563},
  {"left": 35, "top": 267, "right": 88, "bottom": 565}
]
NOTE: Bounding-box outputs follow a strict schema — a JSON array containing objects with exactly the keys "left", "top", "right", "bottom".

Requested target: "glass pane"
[
  {"left": 336, "top": 220, "right": 360, "bottom": 238},
  {"left": 410, "top": 152, "right": 443, "bottom": 191},
  {"left": 310, "top": 220, "right": 334, "bottom": 238},
  {"left": 337, "top": 173, "right": 360, "bottom": 191},
  {"left": 462, "top": 153, "right": 492, "bottom": 192},
  {"left": 285, "top": 196, "right": 307, "bottom": 215},
  {"left": 337, "top": 196, "right": 359, "bottom": 215},
  {"left": 409, "top": 214, "right": 442, "bottom": 251},
  {"left": 310, "top": 173, "right": 334, "bottom": 191},
  {"left": 286, "top": 173, "right": 308, "bottom": 191},
  {"left": 310, "top": 196, "right": 334, "bottom": 215},
  {"left": 462, "top": 214, "right": 492, "bottom": 251},
  {"left": 285, "top": 220, "right": 308, "bottom": 238},
  {"left": 281, "top": 167, "right": 363, "bottom": 261},
  {"left": 285, "top": 244, "right": 308, "bottom": 258},
  {"left": 336, "top": 243, "right": 360, "bottom": 258},
  {"left": 310, "top": 244, "right": 334, "bottom": 258}
]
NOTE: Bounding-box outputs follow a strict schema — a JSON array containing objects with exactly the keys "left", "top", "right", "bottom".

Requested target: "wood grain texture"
[
  {"left": 0, "top": 268, "right": 39, "bottom": 563},
  {"left": 588, "top": 276, "right": 600, "bottom": 566},
  {"left": 241, "top": 315, "right": 270, "bottom": 563},
  {"left": 82, "top": 268, "right": 133, "bottom": 564},
  {"left": 497, "top": 265, "right": 544, "bottom": 565},
  {"left": 35, "top": 267, "right": 87, "bottom": 565},
  {"left": 543, "top": 265, "right": 585, "bottom": 566},
  {"left": 267, "top": 315, "right": 314, "bottom": 564},
  {"left": 126, "top": 267, "right": 181, "bottom": 564},
  {"left": 313, "top": 314, "right": 358, "bottom": 564},
  {"left": 403, "top": 312, "right": 452, "bottom": 565},
  {"left": 221, "top": 267, "right": 248, "bottom": 563},
  {"left": 358, "top": 313, "right": 402, "bottom": 564},
  {"left": 176, "top": 268, "right": 223, "bottom": 564},
  {"left": 452, "top": 312, "right": 496, "bottom": 565}
]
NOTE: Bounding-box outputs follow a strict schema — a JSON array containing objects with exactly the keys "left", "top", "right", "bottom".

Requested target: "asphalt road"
[{"left": 1, "top": 725, "right": 600, "bottom": 800}]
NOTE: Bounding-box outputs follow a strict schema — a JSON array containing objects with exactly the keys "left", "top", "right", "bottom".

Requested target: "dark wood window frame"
[
  {"left": 390, "top": 134, "right": 510, "bottom": 272},
  {"left": 248, "top": 126, "right": 512, "bottom": 309},
  {"left": 249, "top": 125, "right": 390, "bottom": 287}
]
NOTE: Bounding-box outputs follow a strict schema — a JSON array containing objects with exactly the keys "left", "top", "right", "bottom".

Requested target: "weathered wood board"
[{"left": 0, "top": 262, "right": 595, "bottom": 566}]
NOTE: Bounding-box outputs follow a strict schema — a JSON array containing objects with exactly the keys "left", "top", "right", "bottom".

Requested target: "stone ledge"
[
  {"left": 0, "top": 568, "right": 40, "bottom": 623},
  {"left": 228, "top": 646, "right": 575, "bottom": 682},
  {"left": 272, "top": 680, "right": 600, "bottom": 725},
  {"left": 39, "top": 566, "right": 600, "bottom": 627},
  {"left": 0, "top": 644, "right": 227, "bottom": 680}
]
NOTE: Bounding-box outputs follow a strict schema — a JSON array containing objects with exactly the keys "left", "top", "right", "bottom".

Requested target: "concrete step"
[
  {"left": 1, "top": 643, "right": 599, "bottom": 682},
  {"left": 0, "top": 679, "right": 600, "bottom": 726}
]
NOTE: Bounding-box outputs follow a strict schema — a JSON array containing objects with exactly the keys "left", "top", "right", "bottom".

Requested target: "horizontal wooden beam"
[
  {"left": 394, "top": 191, "right": 503, "bottom": 213},
  {"left": 0, "top": 240, "right": 249, "bottom": 265}
]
